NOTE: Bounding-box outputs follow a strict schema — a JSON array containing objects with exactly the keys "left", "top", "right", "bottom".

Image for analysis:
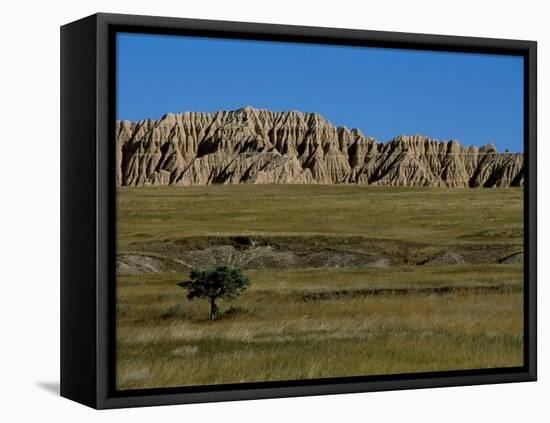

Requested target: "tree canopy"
[{"left": 179, "top": 266, "right": 250, "bottom": 321}]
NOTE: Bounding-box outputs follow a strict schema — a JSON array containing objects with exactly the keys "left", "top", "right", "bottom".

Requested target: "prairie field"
[{"left": 116, "top": 185, "right": 524, "bottom": 390}]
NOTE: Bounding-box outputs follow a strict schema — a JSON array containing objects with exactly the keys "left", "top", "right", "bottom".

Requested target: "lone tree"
[{"left": 178, "top": 266, "right": 250, "bottom": 322}]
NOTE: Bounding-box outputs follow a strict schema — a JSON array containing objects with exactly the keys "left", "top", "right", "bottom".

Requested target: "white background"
[{"left": 1, "top": 0, "right": 547, "bottom": 421}]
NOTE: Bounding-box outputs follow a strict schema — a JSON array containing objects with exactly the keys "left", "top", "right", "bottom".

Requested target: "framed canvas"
[{"left": 60, "top": 13, "right": 537, "bottom": 409}]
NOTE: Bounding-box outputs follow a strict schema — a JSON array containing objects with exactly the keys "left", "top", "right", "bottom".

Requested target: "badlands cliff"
[{"left": 115, "top": 107, "right": 524, "bottom": 187}]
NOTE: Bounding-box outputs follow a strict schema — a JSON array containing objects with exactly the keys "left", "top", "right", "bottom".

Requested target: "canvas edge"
[{"left": 60, "top": 14, "right": 99, "bottom": 409}]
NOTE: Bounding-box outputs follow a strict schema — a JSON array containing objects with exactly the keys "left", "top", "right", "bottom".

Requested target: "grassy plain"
[
  {"left": 116, "top": 185, "right": 524, "bottom": 389},
  {"left": 117, "top": 185, "right": 523, "bottom": 246}
]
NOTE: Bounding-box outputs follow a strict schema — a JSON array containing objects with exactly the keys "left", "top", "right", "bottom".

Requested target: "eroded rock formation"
[{"left": 116, "top": 107, "right": 524, "bottom": 187}]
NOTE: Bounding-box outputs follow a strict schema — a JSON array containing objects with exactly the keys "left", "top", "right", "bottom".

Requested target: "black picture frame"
[{"left": 60, "top": 12, "right": 537, "bottom": 409}]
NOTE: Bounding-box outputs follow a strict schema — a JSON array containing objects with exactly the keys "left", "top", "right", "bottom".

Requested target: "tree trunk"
[{"left": 210, "top": 298, "right": 218, "bottom": 322}]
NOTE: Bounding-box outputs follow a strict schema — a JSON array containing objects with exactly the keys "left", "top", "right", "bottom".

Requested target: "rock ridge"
[{"left": 116, "top": 107, "right": 524, "bottom": 187}]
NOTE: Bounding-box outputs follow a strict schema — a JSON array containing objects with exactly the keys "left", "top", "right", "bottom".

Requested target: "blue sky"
[{"left": 116, "top": 33, "right": 524, "bottom": 152}]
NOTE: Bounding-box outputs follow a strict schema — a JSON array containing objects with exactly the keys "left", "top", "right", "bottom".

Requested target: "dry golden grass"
[
  {"left": 116, "top": 185, "right": 523, "bottom": 247},
  {"left": 116, "top": 186, "right": 524, "bottom": 389},
  {"left": 117, "top": 265, "right": 523, "bottom": 389}
]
